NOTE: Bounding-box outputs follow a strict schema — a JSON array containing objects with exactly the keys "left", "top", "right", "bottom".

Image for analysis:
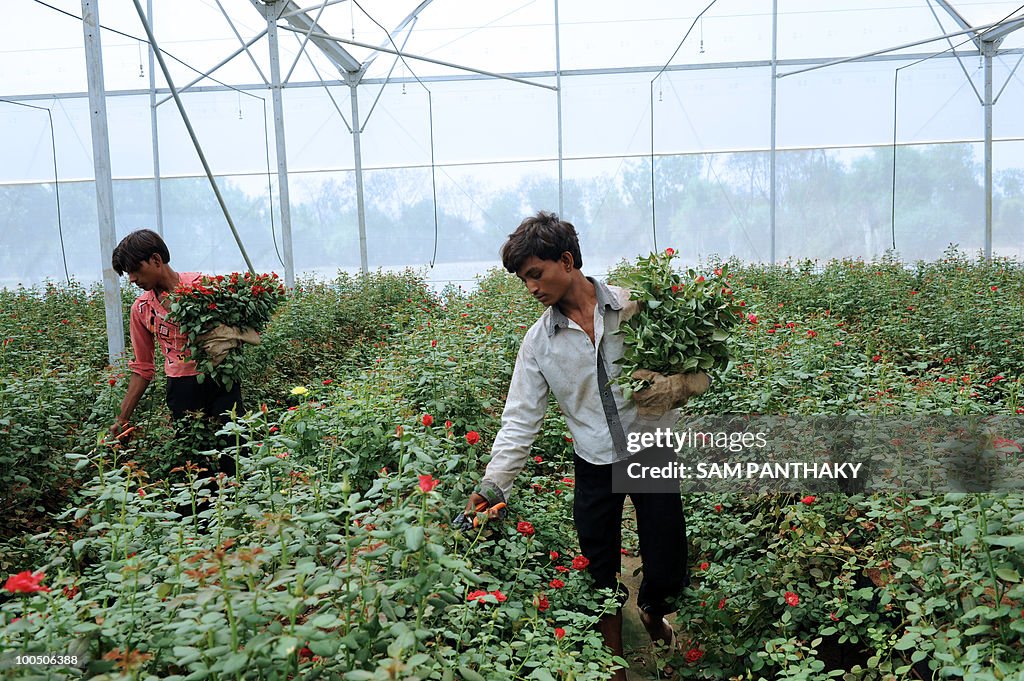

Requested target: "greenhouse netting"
[{"left": 2, "top": 0, "right": 1022, "bottom": 290}]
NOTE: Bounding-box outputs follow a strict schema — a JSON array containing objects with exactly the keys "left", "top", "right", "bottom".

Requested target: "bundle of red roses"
[{"left": 167, "top": 272, "right": 285, "bottom": 390}]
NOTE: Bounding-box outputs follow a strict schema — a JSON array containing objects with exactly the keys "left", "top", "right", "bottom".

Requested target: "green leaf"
[
  {"left": 220, "top": 652, "right": 248, "bottom": 675},
  {"left": 275, "top": 636, "right": 300, "bottom": 658},
  {"left": 893, "top": 634, "right": 918, "bottom": 650},
  {"left": 984, "top": 535, "right": 1024, "bottom": 551},
  {"left": 995, "top": 568, "right": 1021, "bottom": 583},
  {"left": 405, "top": 526, "right": 425, "bottom": 551},
  {"left": 458, "top": 667, "right": 487, "bottom": 681}
]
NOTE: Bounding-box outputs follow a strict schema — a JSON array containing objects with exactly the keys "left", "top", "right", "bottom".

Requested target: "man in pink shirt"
[{"left": 109, "top": 229, "right": 242, "bottom": 477}]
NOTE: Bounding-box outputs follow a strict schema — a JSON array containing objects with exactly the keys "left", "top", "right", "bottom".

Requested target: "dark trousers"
[
  {"left": 166, "top": 375, "right": 243, "bottom": 477},
  {"left": 573, "top": 454, "right": 689, "bottom": 619}
]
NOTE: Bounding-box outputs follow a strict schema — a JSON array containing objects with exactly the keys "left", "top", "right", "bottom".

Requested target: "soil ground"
[{"left": 619, "top": 500, "right": 681, "bottom": 681}]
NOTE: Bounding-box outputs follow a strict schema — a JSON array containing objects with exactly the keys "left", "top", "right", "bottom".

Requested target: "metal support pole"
[
  {"left": 82, "top": 0, "right": 125, "bottom": 365},
  {"left": 769, "top": 0, "right": 778, "bottom": 265},
  {"left": 554, "top": 0, "right": 564, "bottom": 216},
  {"left": 147, "top": 0, "right": 163, "bottom": 236},
  {"left": 266, "top": 3, "right": 296, "bottom": 287},
  {"left": 350, "top": 80, "right": 368, "bottom": 273},
  {"left": 131, "top": 0, "right": 255, "bottom": 274},
  {"left": 983, "top": 40, "right": 994, "bottom": 261}
]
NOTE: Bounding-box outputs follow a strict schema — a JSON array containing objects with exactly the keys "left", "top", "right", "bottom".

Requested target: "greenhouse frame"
[{"left": 2, "top": 1, "right": 1023, "bottom": 358}]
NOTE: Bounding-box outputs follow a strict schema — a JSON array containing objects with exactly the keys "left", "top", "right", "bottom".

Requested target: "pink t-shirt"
[{"left": 127, "top": 272, "right": 201, "bottom": 381}]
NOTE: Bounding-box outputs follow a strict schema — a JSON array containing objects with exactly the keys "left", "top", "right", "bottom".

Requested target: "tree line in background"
[{"left": 2, "top": 143, "right": 1021, "bottom": 287}]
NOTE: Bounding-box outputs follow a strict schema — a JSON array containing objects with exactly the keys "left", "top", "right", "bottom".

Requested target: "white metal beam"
[
  {"left": 277, "top": 25, "right": 558, "bottom": 90},
  {"left": 146, "top": 0, "right": 163, "bottom": 236},
  {"left": 265, "top": 3, "right": 296, "bottom": 286},
  {"left": 362, "top": 0, "right": 435, "bottom": 71},
  {"left": 979, "top": 15, "right": 1024, "bottom": 44},
  {"left": 154, "top": 30, "right": 268, "bottom": 107},
  {"left": 984, "top": 40, "right": 994, "bottom": 259},
  {"left": 934, "top": 0, "right": 973, "bottom": 33},
  {"left": 214, "top": 0, "right": 270, "bottom": 85},
  {"left": 282, "top": 0, "right": 348, "bottom": 20},
  {"left": 81, "top": 0, "right": 125, "bottom": 365},
  {"left": 132, "top": 0, "right": 255, "bottom": 274},
  {"left": 779, "top": 16, "right": 1019, "bottom": 78},
  {"left": 253, "top": 0, "right": 362, "bottom": 73}
]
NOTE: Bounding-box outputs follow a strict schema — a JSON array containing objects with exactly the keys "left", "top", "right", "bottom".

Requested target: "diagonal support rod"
[{"left": 131, "top": 0, "right": 255, "bottom": 274}]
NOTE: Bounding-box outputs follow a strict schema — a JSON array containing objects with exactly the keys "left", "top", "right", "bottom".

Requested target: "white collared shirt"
[{"left": 483, "top": 278, "right": 658, "bottom": 498}]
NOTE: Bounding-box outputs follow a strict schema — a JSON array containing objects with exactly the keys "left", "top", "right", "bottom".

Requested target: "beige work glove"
[
  {"left": 197, "top": 325, "right": 261, "bottom": 366},
  {"left": 632, "top": 369, "right": 710, "bottom": 418}
]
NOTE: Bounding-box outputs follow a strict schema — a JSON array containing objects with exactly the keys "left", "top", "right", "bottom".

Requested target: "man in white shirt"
[{"left": 465, "top": 212, "right": 708, "bottom": 680}]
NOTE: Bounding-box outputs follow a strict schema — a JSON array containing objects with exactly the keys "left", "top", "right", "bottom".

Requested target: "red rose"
[
  {"left": 718, "top": 598, "right": 727, "bottom": 609},
  {"left": 685, "top": 648, "right": 703, "bottom": 663},
  {"left": 517, "top": 521, "right": 535, "bottom": 536},
  {"left": 699, "top": 561, "right": 710, "bottom": 571},
  {"left": 491, "top": 590, "right": 507, "bottom": 602},
  {"left": 714, "top": 504, "right": 722, "bottom": 512},
  {"left": 467, "top": 589, "right": 488, "bottom": 602},
  {"left": 549, "top": 579, "right": 565, "bottom": 589},
  {"left": 747, "top": 313, "right": 758, "bottom": 324},
  {"left": 549, "top": 551, "right": 559, "bottom": 560},
  {"left": 800, "top": 495, "right": 816, "bottom": 505},
  {"left": 571, "top": 555, "right": 590, "bottom": 570},
  {"left": 665, "top": 248, "right": 675, "bottom": 256},
  {"left": 465, "top": 431, "right": 480, "bottom": 445},
  {"left": 421, "top": 414, "right": 433, "bottom": 427},
  {"left": 872, "top": 355, "right": 882, "bottom": 362},
  {"left": 533, "top": 456, "right": 542, "bottom": 463},
  {"left": 534, "top": 594, "right": 549, "bottom": 612},
  {"left": 417, "top": 474, "right": 439, "bottom": 493},
  {"left": 554, "top": 627, "right": 565, "bottom": 639},
  {"left": 3, "top": 571, "right": 50, "bottom": 593},
  {"left": 784, "top": 591, "right": 800, "bottom": 606},
  {"left": 555, "top": 565, "right": 569, "bottom": 573},
  {"left": 445, "top": 420, "right": 453, "bottom": 429}
]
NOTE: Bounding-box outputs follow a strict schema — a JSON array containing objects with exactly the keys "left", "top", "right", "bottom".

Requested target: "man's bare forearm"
[{"left": 115, "top": 373, "right": 151, "bottom": 427}]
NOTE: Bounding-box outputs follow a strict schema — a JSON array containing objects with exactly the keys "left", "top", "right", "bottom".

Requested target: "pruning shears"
[
  {"left": 105, "top": 425, "right": 136, "bottom": 447},
  {"left": 453, "top": 500, "right": 508, "bottom": 531}
]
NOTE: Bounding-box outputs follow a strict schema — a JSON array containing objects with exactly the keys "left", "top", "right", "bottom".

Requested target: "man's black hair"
[
  {"left": 111, "top": 229, "right": 170, "bottom": 276},
  {"left": 500, "top": 211, "right": 583, "bottom": 273}
]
